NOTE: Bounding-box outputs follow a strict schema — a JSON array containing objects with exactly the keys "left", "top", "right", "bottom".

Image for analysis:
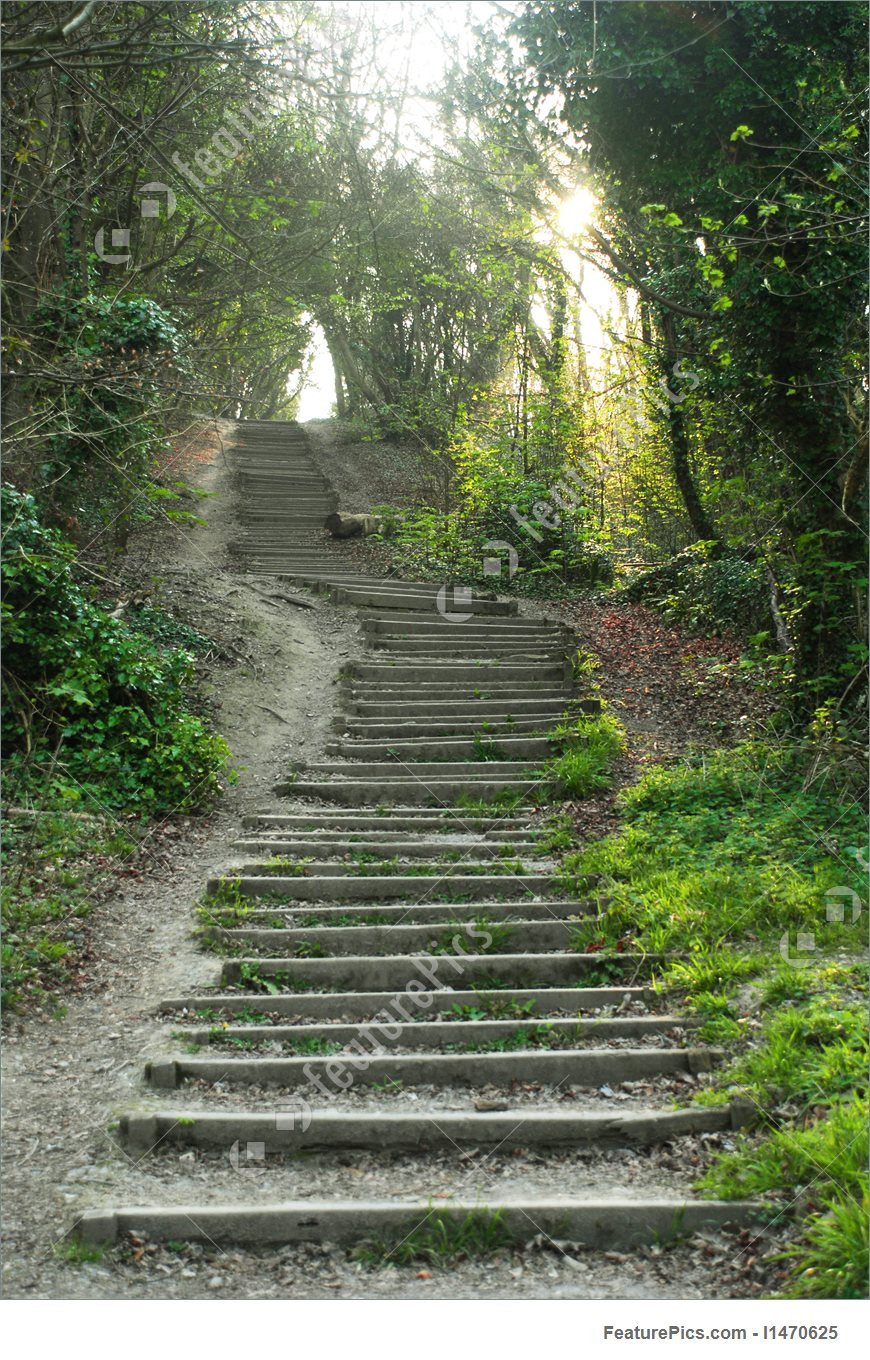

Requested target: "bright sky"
[
  {"left": 292, "top": 1, "right": 616, "bottom": 420},
  {"left": 295, "top": 1, "right": 501, "bottom": 419}
]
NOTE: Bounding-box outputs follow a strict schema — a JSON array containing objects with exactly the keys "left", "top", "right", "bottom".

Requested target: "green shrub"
[
  {"left": 624, "top": 541, "right": 769, "bottom": 636},
  {"left": 371, "top": 484, "right": 613, "bottom": 592},
  {"left": 559, "top": 741, "right": 866, "bottom": 954},
  {"left": 0, "top": 805, "right": 137, "bottom": 1008},
  {"left": 1, "top": 485, "right": 230, "bottom": 814},
  {"left": 24, "top": 292, "right": 192, "bottom": 545},
  {"left": 702, "top": 1097, "right": 868, "bottom": 1203}
]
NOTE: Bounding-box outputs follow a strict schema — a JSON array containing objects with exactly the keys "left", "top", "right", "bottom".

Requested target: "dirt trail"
[
  {"left": 1, "top": 422, "right": 355, "bottom": 1296},
  {"left": 1, "top": 422, "right": 780, "bottom": 1300}
]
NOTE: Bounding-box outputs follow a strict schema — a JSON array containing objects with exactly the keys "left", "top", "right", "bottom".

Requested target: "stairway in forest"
[{"left": 75, "top": 421, "right": 760, "bottom": 1269}]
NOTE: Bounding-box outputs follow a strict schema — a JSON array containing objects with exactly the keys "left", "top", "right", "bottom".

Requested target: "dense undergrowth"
[
  {"left": 1, "top": 485, "right": 231, "bottom": 1009},
  {"left": 558, "top": 738, "right": 868, "bottom": 1298},
  {"left": 367, "top": 424, "right": 613, "bottom": 593}
]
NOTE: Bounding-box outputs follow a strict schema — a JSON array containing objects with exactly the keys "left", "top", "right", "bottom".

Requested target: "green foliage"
[
  {"left": 1, "top": 805, "right": 135, "bottom": 1009},
  {"left": 235, "top": 962, "right": 292, "bottom": 995},
  {"left": 540, "top": 713, "right": 625, "bottom": 799},
  {"left": 558, "top": 734, "right": 867, "bottom": 1298},
  {"left": 778, "top": 1192, "right": 869, "bottom": 1300},
  {"left": 353, "top": 1207, "right": 514, "bottom": 1268},
  {"left": 56, "top": 1240, "right": 106, "bottom": 1265},
  {"left": 1, "top": 486, "right": 231, "bottom": 815},
  {"left": 429, "top": 917, "right": 516, "bottom": 956},
  {"left": 25, "top": 293, "right": 193, "bottom": 543},
  {"left": 374, "top": 490, "right": 612, "bottom": 592},
  {"left": 510, "top": 0, "right": 867, "bottom": 710},
  {"left": 624, "top": 543, "right": 770, "bottom": 637},
  {"left": 449, "top": 1023, "right": 567, "bottom": 1053},
  {"left": 710, "top": 993, "right": 868, "bottom": 1117},
  {"left": 446, "top": 996, "right": 538, "bottom": 1021},
  {"left": 536, "top": 812, "right": 575, "bottom": 855},
  {"left": 560, "top": 740, "right": 865, "bottom": 955},
  {"left": 126, "top": 606, "right": 213, "bottom": 656},
  {"left": 292, "top": 940, "right": 330, "bottom": 959}
]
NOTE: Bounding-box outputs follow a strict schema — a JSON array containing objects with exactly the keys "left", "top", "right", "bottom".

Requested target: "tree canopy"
[{"left": 2, "top": 0, "right": 867, "bottom": 716}]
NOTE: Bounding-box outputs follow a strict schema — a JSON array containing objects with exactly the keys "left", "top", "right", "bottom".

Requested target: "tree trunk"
[{"left": 659, "top": 311, "right": 719, "bottom": 543}]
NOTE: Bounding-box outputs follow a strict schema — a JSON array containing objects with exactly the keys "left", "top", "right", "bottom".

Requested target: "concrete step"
[
  {"left": 159, "top": 984, "right": 657, "bottom": 1020},
  {"left": 288, "top": 767, "right": 541, "bottom": 788},
  {"left": 351, "top": 663, "right": 563, "bottom": 682},
  {"left": 325, "top": 737, "right": 555, "bottom": 760},
  {"left": 282, "top": 779, "right": 544, "bottom": 805},
  {"left": 146, "top": 1045, "right": 718, "bottom": 1090},
  {"left": 361, "top": 617, "right": 562, "bottom": 634},
  {"left": 287, "top": 760, "right": 541, "bottom": 778},
  {"left": 208, "top": 872, "right": 556, "bottom": 900},
  {"left": 241, "top": 813, "right": 535, "bottom": 831},
  {"left": 230, "top": 836, "right": 542, "bottom": 858},
  {"left": 330, "top": 714, "right": 596, "bottom": 738},
  {"left": 175, "top": 1013, "right": 695, "bottom": 1049},
  {"left": 202, "top": 919, "right": 581, "bottom": 956},
  {"left": 75, "top": 1196, "right": 760, "bottom": 1250},
  {"left": 341, "top": 689, "right": 574, "bottom": 706},
  {"left": 367, "top": 641, "right": 564, "bottom": 656},
  {"left": 330, "top": 588, "right": 516, "bottom": 615},
  {"left": 347, "top": 680, "right": 569, "bottom": 695},
  {"left": 218, "top": 951, "right": 664, "bottom": 992},
  {"left": 119, "top": 1102, "right": 752, "bottom": 1154},
  {"left": 218, "top": 900, "right": 590, "bottom": 925},
  {"left": 361, "top": 614, "right": 550, "bottom": 632},
  {"left": 341, "top": 698, "right": 579, "bottom": 717}
]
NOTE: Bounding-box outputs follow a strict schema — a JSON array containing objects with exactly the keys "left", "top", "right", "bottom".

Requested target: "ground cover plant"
[{"left": 557, "top": 737, "right": 868, "bottom": 1297}]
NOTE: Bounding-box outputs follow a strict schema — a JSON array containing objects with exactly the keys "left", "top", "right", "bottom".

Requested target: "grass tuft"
[{"left": 353, "top": 1206, "right": 514, "bottom": 1267}]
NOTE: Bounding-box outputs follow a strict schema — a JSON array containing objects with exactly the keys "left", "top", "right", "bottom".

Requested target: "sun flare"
[{"left": 556, "top": 186, "right": 597, "bottom": 238}]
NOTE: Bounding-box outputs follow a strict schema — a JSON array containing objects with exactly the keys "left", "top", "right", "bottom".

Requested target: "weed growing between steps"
[
  {"left": 557, "top": 738, "right": 868, "bottom": 1298},
  {"left": 447, "top": 996, "right": 539, "bottom": 1021},
  {"left": 185, "top": 1024, "right": 596, "bottom": 1056},
  {"left": 228, "top": 963, "right": 314, "bottom": 994},
  {"left": 203, "top": 1029, "right": 344, "bottom": 1056},
  {"left": 353, "top": 1206, "right": 515, "bottom": 1268},
  {"left": 444, "top": 1023, "right": 577, "bottom": 1053},
  {"left": 429, "top": 916, "right": 517, "bottom": 955},
  {"left": 54, "top": 1240, "right": 107, "bottom": 1266},
  {"left": 2, "top": 488, "right": 232, "bottom": 817},
  {"left": 536, "top": 713, "right": 626, "bottom": 800}
]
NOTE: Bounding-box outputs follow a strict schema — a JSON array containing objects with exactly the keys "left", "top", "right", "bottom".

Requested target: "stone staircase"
[{"left": 75, "top": 420, "right": 759, "bottom": 1265}]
